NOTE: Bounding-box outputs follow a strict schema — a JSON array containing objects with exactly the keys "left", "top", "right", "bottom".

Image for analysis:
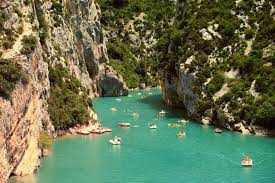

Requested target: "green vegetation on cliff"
[
  {"left": 0, "top": 59, "right": 28, "bottom": 99},
  {"left": 97, "top": 0, "right": 175, "bottom": 88},
  {"left": 156, "top": 0, "right": 275, "bottom": 127},
  {"left": 39, "top": 130, "right": 53, "bottom": 150},
  {"left": 48, "top": 64, "right": 91, "bottom": 130}
]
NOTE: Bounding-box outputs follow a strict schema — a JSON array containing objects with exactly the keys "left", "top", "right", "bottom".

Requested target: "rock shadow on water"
[{"left": 138, "top": 93, "right": 186, "bottom": 120}]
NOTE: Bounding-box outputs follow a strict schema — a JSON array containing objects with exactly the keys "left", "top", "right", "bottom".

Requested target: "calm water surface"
[{"left": 10, "top": 89, "right": 275, "bottom": 183}]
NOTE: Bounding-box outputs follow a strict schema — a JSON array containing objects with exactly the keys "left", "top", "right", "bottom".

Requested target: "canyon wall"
[
  {"left": 0, "top": 0, "right": 127, "bottom": 182},
  {"left": 159, "top": 0, "right": 275, "bottom": 135}
]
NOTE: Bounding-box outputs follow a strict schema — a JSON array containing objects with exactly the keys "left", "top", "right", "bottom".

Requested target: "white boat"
[
  {"left": 116, "top": 98, "right": 122, "bottom": 101},
  {"left": 242, "top": 156, "right": 253, "bottom": 166},
  {"left": 149, "top": 124, "right": 157, "bottom": 129},
  {"left": 110, "top": 107, "right": 117, "bottom": 112},
  {"left": 109, "top": 137, "right": 121, "bottom": 145},
  {"left": 137, "top": 93, "right": 142, "bottom": 95},
  {"left": 159, "top": 110, "right": 167, "bottom": 114},
  {"left": 118, "top": 122, "right": 131, "bottom": 127}
]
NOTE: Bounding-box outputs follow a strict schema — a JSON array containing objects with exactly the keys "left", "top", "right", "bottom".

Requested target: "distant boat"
[
  {"left": 215, "top": 128, "right": 223, "bottom": 134},
  {"left": 103, "top": 128, "right": 112, "bottom": 133},
  {"left": 137, "top": 93, "right": 142, "bottom": 95},
  {"left": 149, "top": 124, "right": 157, "bottom": 129},
  {"left": 116, "top": 98, "right": 122, "bottom": 101},
  {"left": 168, "top": 123, "right": 181, "bottom": 128},
  {"left": 110, "top": 108, "right": 117, "bottom": 112},
  {"left": 132, "top": 112, "right": 139, "bottom": 117},
  {"left": 178, "top": 131, "right": 186, "bottom": 137},
  {"left": 179, "top": 119, "right": 188, "bottom": 124},
  {"left": 242, "top": 156, "right": 253, "bottom": 166},
  {"left": 76, "top": 130, "right": 90, "bottom": 135},
  {"left": 159, "top": 110, "right": 166, "bottom": 114},
  {"left": 109, "top": 136, "right": 121, "bottom": 145},
  {"left": 118, "top": 122, "right": 131, "bottom": 127},
  {"left": 90, "top": 128, "right": 105, "bottom": 134}
]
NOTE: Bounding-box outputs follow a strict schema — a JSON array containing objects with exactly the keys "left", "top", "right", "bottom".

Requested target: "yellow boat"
[
  {"left": 178, "top": 131, "right": 186, "bottom": 137},
  {"left": 168, "top": 123, "right": 181, "bottom": 128}
]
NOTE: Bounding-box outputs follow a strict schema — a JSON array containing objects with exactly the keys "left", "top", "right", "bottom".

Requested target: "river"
[{"left": 9, "top": 89, "right": 275, "bottom": 183}]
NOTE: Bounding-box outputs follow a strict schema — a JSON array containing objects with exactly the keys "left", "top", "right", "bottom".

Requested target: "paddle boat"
[
  {"left": 241, "top": 156, "right": 253, "bottom": 166},
  {"left": 178, "top": 131, "right": 186, "bottom": 137},
  {"left": 109, "top": 136, "right": 121, "bottom": 145},
  {"left": 132, "top": 112, "right": 139, "bottom": 117},
  {"left": 90, "top": 128, "right": 105, "bottom": 134},
  {"left": 118, "top": 122, "right": 131, "bottom": 127},
  {"left": 76, "top": 129, "right": 90, "bottom": 135},
  {"left": 149, "top": 124, "right": 157, "bottom": 129},
  {"left": 179, "top": 119, "right": 188, "bottom": 124},
  {"left": 110, "top": 107, "right": 117, "bottom": 112},
  {"left": 168, "top": 123, "right": 181, "bottom": 128},
  {"left": 215, "top": 128, "right": 223, "bottom": 134},
  {"left": 103, "top": 127, "right": 112, "bottom": 133}
]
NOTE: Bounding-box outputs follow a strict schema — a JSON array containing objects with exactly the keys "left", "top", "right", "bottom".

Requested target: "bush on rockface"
[
  {"left": 48, "top": 65, "right": 91, "bottom": 130},
  {"left": 20, "top": 35, "right": 37, "bottom": 55},
  {"left": 0, "top": 59, "right": 28, "bottom": 99},
  {"left": 39, "top": 130, "right": 53, "bottom": 150}
]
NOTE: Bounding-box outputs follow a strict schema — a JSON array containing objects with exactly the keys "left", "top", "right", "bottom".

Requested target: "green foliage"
[
  {"left": 207, "top": 73, "right": 225, "bottom": 95},
  {"left": 97, "top": 0, "right": 175, "bottom": 88},
  {"left": 48, "top": 64, "right": 91, "bottom": 130},
  {"left": 0, "top": 59, "right": 28, "bottom": 99},
  {"left": 38, "top": 131, "right": 53, "bottom": 149},
  {"left": 20, "top": 35, "right": 37, "bottom": 55}
]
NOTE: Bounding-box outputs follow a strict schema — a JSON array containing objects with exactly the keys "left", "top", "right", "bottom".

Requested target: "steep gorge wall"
[
  {"left": 0, "top": 0, "right": 127, "bottom": 182},
  {"left": 160, "top": 0, "right": 275, "bottom": 135}
]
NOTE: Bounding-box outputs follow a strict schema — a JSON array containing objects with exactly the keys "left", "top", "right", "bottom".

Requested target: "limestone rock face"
[
  {"left": 0, "top": 0, "right": 127, "bottom": 182},
  {"left": 160, "top": 0, "right": 275, "bottom": 136},
  {"left": 98, "top": 64, "right": 128, "bottom": 97}
]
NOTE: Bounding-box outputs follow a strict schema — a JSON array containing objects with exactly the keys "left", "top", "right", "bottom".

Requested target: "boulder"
[
  {"left": 98, "top": 64, "right": 128, "bottom": 97},
  {"left": 127, "top": 33, "right": 141, "bottom": 48},
  {"left": 139, "top": 83, "right": 146, "bottom": 89}
]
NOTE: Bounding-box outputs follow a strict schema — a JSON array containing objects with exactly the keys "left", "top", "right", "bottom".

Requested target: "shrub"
[
  {"left": 20, "top": 35, "right": 37, "bottom": 55},
  {"left": 48, "top": 65, "right": 91, "bottom": 130},
  {"left": 38, "top": 130, "right": 53, "bottom": 149},
  {"left": 0, "top": 59, "right": 28, "bottom": 99}
]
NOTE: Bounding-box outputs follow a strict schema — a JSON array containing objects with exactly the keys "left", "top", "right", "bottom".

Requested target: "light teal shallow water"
[{"left": 10, "top": 89, "right": 275, "bottom": 183}]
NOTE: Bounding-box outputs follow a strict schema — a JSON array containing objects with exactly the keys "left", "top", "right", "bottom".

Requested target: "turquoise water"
[{"left": 10, "top": 89, "right": 275, "bottom": 183}]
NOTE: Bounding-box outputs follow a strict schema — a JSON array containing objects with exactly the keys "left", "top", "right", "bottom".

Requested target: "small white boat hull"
[{"left": 109, "top": 139, "right": 121, "bottom": 145}]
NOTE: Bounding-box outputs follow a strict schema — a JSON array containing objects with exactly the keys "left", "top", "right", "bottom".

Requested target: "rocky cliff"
[
  {"left": 0, "top": 0, "right": 127, "bottom": 182},
  {"left": 158, "top": 0, "right": 275, "bottom": 135}
]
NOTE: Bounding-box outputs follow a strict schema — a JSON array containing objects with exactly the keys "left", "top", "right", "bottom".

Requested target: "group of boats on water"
[
  {"left": 76, "top": 127, "right": 112, "bottom": 135},
  {"left": 79, "top": 99, "right": 253, "bottom": 166}
]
